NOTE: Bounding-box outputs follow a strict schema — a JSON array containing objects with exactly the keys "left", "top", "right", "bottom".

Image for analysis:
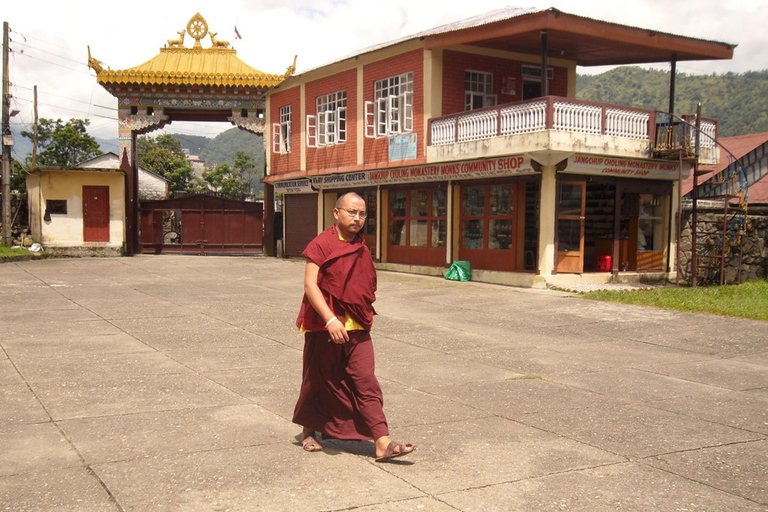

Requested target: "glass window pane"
[
  {"left": 638, "top": 218, "right": 662, "bottom": 251},
  {"left": 462, "top": 219, "right": 483, "bottom": 249},
  {"left": 410, "top": 220, "right": 428, "bottom": 247},
  {"left": 390, "top": 191, "right": 406, "bottom": 217},
  {"left": 462, "top": 186, "right": 485, "bottom": 216},
  {"left": 410, "top": 190, "right": 428, "bottom": 217},
  {"left": 490, "top": 185, "right": 513, "bottom": 216},
  {"left": 431, "top": 220, "right": 446, "bottom": 248},
  {"left": 389, "top": 220, "right": 406, "bottom": 246},
  {"left": 559, "top": 183, "right": 583, "bottom": 216},
  {"left": 432, "top": 189, "right": 447, "bottom": 217},
  {"left": 557, "top": 218, "right": 581, "bottom": 252},
  {"left": 489, "top": 219, "right": 513, "bottom": 250}
]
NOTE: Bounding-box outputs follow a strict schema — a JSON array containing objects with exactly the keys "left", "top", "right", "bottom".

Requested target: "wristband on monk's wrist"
[{"left": 325, "top": 317, "right": 338, "bottom": 327}]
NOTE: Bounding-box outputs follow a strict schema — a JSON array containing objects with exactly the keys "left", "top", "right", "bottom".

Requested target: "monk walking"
[{"left": 292, "top": 192, "right": 415, "bottom": 462}]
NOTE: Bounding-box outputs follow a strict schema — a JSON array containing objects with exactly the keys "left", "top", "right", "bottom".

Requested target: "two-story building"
[{"left": 264, "top": 7, "right": 735, "bottom": 287}]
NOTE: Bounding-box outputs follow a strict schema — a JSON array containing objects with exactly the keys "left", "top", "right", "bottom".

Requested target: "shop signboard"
[
  {"left": 278, "top": 155, "right": 537, "bottom": 190},
  {"left": 564, "top": 155, "right": 692, "bottom": 180}
]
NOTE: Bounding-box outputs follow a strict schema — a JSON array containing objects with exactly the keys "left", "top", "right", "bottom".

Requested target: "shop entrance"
[{"left": 556, "top": 181, "right": 585, "bottom": 273}]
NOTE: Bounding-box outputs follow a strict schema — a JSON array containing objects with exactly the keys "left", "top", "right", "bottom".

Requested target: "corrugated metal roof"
[{"left": 296, "top": 6, "right": 735, "bottom": 74}]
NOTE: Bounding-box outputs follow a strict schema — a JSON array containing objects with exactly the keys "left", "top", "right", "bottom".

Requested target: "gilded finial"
[
  {"left": 167, "top": 30, "right": 185, "bottom": 48},
  {"left": 285, "top": 55, "right": 297, "bottom": 77},
  {"left": 87, "top": 45, "right": 103, "bottom": 73}
]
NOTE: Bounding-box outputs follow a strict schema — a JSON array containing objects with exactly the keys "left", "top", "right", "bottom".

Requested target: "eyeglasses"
[{"left": 337, "top": 208, "right": 368, "bottom": 219}]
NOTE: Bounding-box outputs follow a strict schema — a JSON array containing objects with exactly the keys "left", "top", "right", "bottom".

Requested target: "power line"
[
  {"left": 10, "top": 39, "right": 85, "bottom": 66},
  {"left": 9, "top": 48, "right": 89, "bottom": 75}
]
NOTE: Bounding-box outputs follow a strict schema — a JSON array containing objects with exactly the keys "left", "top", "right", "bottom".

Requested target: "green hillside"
[{"left": 576, "top": 67, "right": 768, "bottom": 137}]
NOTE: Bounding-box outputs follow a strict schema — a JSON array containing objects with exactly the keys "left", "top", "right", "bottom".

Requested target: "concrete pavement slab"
[
  {"left": 58, "top": 404, "right": 296, "bottom": 464},
  {"left": 0, "top": 423, "right": 80, "bottom": 476},
  {"left": 353, "top": 415, "right": 623, "bottom": 496},
  {"left": 437, "top": 461, "right": 768, "bottom": 512},
  {"left": 639, "top": 358, "right": 768, "bottom": 391},
  {"left": 91, "top": 443, "right": 422, "bottom": 512},
  {"left": 647, "top": 386, "right": 768, "bottom": 435},
  {"left": 0, "top": 384, "right": 50, "bottom": 429},
  {"left": 646, "top": 440, "right": 768, "bottom": 504},
  {"left": 522, "top": 401, "right": 762, "bottom": 459},
  {"left": 0, "top": 468, "right": 119, "bottom": 511},
  {"left": 32, "top": 372, "right": 249, "bottom": 421}
]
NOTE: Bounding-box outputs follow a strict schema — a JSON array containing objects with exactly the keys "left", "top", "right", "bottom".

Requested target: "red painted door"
[{"left": 83, "top": 186, "right": 110, "bottom": 242}]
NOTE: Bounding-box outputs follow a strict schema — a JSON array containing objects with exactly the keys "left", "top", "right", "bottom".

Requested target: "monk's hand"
[{"left": 327, "top": 318, "right": 349, "bottom": 344}]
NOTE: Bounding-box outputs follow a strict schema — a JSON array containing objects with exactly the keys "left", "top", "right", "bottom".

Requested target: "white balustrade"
[
  {"left": 427, "top": 99, "right": 708, "bottom": 150},
  {"left": 430, "top": 117, "right": 457, "bottom": 145},
  {"left": 700, "top": 120, "right": 717, "bottom": 148},
  {"left": 457, "top": 109, "right": 498, "bottom": 142},
  {"left": 553, "top": 101, "right": 601, "bottom": 134},
  {"left": 500, "top": 101, "right": 547, "bottom": 135},
  {"left": 605, "top": 108, "right": 649, "bottom": 139}
]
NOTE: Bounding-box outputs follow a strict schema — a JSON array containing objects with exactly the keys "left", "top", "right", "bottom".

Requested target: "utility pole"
[
  {"left": 2, "top": 21, "right": 12, "bottom": 247},
  {"left": 32, "top": 85, "right": 37, "bottom": 167}
]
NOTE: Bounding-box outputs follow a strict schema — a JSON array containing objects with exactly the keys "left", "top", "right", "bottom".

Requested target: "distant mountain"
[
  {"left": 576, "top": 67, "right": 768, "bottom": 137},
  {"left": 201, "top": 128, "right": 264, "bottom": 168},
  {"left": 173, "top": 133, "right": 211, "bottom": 156}
]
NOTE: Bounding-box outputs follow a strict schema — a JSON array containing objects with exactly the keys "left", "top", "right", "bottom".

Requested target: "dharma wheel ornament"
[{"left": 187, "top": 13, "right": 209, "bottom": 48}]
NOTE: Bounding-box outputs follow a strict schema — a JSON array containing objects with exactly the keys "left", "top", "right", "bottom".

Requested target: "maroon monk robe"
[
  {"left": 292, "top": 225, "right": 389, "bottom": 440},
  {"left": 295, "top": 225, "right": 377, "bottom": 331}
]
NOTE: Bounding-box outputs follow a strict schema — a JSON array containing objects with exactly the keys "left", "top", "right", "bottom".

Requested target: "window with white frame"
[
  {"left": 272, "top": 105, "right": 292, "bottom": 154},
  {"left": 307, "top": 91, "right": 347, "bottom": 148},
  {"left": 465, "top": 71, "right": 496, "bottom": 111},
  {"left": 365, "top": 72, "right": 413, "bottom": 138}
]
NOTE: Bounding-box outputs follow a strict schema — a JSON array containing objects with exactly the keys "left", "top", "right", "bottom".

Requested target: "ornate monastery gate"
[{"left": 89, "top": 13, "right": 295, "bottom": 255}]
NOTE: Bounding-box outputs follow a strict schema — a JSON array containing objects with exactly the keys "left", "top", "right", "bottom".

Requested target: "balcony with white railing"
[{"left": 427, "top": 96, "right": 719, "bottom": 165}]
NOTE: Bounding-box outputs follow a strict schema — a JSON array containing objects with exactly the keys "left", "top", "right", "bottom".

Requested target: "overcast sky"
[{"left": 4, "top": 0, "right": 766, "bottom": 157}]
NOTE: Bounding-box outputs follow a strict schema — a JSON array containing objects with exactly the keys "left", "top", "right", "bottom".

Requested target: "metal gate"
[{"left": 140, "top": 194, "right": 263, "bottom": 255}]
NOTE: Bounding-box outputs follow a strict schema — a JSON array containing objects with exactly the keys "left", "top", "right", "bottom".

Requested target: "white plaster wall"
[{"left": 38, "top": 171, "right": 125, "bottom": 248}]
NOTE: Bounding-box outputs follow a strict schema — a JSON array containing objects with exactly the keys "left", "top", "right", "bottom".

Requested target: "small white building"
[
  {"left": 26, "top": 166, "right": 126, "bottom": 256},
  {"left": 79, "top": 153, "right": 170, "bottom": 200}
]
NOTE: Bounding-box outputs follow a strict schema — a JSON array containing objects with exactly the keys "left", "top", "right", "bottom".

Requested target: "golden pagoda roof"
[{"left": 89, "top": 13, "right": 295, "bottom": 88}]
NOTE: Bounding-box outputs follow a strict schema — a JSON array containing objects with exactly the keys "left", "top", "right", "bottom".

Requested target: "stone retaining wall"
[{"left": 679, "top": 203, "right": 768, "bottom": 283}]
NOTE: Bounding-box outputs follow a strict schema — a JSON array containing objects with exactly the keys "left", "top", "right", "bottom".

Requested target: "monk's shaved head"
[{"left": 335, "top": 192, "right": 365, "bottom": 209}]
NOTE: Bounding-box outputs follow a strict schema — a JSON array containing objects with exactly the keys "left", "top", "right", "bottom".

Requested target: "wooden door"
[
  {"left": 83, "top": 186, "right": 110, "bottom": 242},
  {"left": 556, "top": 181, "right": 585, "bottom": 273}
]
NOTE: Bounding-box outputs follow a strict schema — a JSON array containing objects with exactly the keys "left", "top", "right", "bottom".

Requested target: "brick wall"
[
  {"left": 362, "top": 49, "right": 425, "bottom": 168},
  {"left": 304, "top": 69, "right": 358, "bottom": 173},
  {"left": 269, "top": 86, "right": 301, "bottom": 176},
  {"left": 442, "top": 50, "right": 568, "bottom": 114}
]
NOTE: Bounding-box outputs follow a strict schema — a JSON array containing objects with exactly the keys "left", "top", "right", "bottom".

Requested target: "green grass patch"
[
  {"left": 581, "top": 280, "right": 768, "bottom": 321},
  {"left": 506, "top": 374, "right": 546, "bottom": 381},
  {"left": 0, "top": 245, "right": 33, "bottom": 258}
]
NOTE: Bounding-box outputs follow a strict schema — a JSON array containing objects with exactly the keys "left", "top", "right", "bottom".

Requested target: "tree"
[
  {"left": 202, "top": 150, "right": 258, "bottom": 200},
  {"left": 137, "top": 134, "right": 203, "bottom": 194},
  {"left": 21, "top": 118, "right": 102, "bottom": 167}
]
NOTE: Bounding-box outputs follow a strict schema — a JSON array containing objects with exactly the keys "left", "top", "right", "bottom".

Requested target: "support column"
[
  {"left": 263, "top": 182, "right": 275, "bottom": 256},
  {"left": 118, "top": 109, "right": 169, "bottom": 255},
  {"left": 537, "top": 165, "right": 557, "bottom": 277}
]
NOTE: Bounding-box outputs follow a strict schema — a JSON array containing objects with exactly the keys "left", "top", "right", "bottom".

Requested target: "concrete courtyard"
[{"left": 1, "top": 255, "right": 766, "bottom": 511}]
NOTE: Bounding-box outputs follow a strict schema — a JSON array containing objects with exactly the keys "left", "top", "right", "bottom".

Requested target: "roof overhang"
[{"left": 423, "top": 8, "right": 736, "bottom": 67}]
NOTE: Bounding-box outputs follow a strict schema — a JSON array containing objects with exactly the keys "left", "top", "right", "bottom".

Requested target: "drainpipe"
[
  {"left": 668, "top": 54, "right": 677, "bottom": 115},
  {"left": 540, "top": 30, "right": 549, "bottom": 97}
]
